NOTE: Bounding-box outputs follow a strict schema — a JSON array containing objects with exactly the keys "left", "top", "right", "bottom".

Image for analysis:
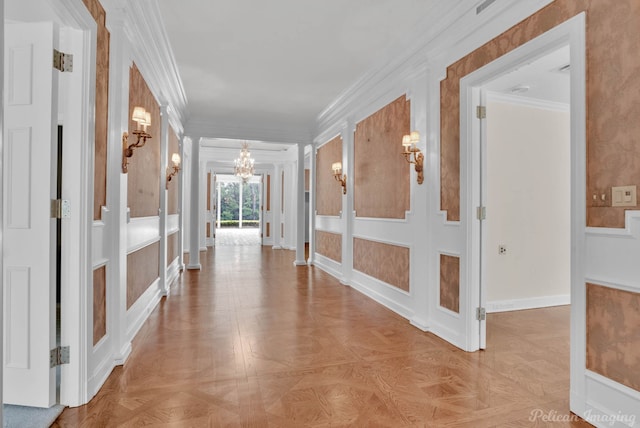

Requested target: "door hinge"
[
  {"left": 476, "top": 307, "right": 486, "bottom": 321},
  {"left": 476, "top": 206, "right": 486, "bottom": 220},
  {"left": 51, "top": 199, "right": 71, "bottom": 219},
  {"left": 53, "top": 49, "right": 73, "bottom": 72},
  {"left": 476, "top": 105, "right": 486, "bottom": 119},
  {"left": 50, "top": 346, "right": 70, "bottom": 367}
]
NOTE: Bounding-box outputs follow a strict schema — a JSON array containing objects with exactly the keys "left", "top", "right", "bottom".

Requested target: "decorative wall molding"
[
  {"left": 486, "top": 90, "right": 570, "bottom": 112},
  {"left": 127, "top": 216, "right": 161, "bottom": 254}
]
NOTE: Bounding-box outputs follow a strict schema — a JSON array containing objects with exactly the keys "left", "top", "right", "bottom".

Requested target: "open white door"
[
  {"left": 3, "top": 21, "right": 57, "bottom": 407},
  {"left": 478, "top": 88, "right": 487, "bottom": 350}
]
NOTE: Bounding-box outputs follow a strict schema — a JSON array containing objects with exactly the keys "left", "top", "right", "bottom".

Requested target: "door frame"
[
  {"left": 459, "top": 9, "right": 586, "bottom": 413},
  {"left": 4, "top": 0, "right": 96, "bottom": 407}
]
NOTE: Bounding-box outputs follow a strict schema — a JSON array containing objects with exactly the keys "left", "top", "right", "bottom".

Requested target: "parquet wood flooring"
[{"left": 53, "top": 246, "right": 590, "bottom": 427}]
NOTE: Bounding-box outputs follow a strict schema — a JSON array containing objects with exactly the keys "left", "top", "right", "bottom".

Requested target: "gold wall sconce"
[
  {"left": 122, "top": 106, "right": 152, "bottom": 173},
  {"left": 166, "top": 153, "right": 181, "bottom": 189},
  {"left": 401, "top": 130, "right": 424, "bottom": 184},
  {"left": 332, "top": 162, "right": 347, "bottom": 194}
]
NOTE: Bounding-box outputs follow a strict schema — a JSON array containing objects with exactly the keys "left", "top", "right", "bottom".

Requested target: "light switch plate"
[{"left": 612, "top": 185, "right": 637, "bottom": 207}]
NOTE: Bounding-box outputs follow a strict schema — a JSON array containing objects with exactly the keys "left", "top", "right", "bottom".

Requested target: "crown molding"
[
  {"left": 104, "top": 0, "right": 188, "bottom": 134},
  {"left": 316, "top": 0, "right": 555, "bottom": 138},
  {"left": 185, "top": 119, "right": 313, "bottom": 145},
  {"left": 486, "top": 91, "right": 570, "bottom": 112}
]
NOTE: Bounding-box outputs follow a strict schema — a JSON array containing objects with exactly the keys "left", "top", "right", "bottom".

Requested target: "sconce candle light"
[
  {"left": 332, "top": 162, "right": 347, "bottom": 194},
  {"left": 401, "top": 130, "right": 424, "bottom": 184},
  {"left": 122, "top": 106, "right": 152, "bottom": 173},
  {"left": 166, "top": 152, "right": 181, "bottom": 189}
]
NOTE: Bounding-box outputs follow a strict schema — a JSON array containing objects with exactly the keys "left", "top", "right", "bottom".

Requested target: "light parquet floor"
[{"left": 53, "top": 246, "right": 590, "bottom": 427}]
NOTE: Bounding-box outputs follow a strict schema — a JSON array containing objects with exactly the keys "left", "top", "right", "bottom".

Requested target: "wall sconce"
[
  {"left": 122, "top": 106, "right": 152, "bottom": 173},
  {"left": 166, "top": 152, "right": 181, "bottom": 189},
  {"left": 401, "top": 130, "right": 424, "bottom": 184},
  {"left": 332, "top": 162, "right": 347, "bottom": 195}
]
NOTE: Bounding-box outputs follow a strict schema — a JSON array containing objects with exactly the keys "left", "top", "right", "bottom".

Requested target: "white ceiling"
[
  {"left": 156, "top": 0, "right": 445, "bottom": 140},
  {"left": 483, "top": 44, "right": 570, "bottom": 105}
]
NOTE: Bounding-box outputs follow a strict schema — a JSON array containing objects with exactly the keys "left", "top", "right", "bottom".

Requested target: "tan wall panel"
[
  {"left": 316, "top": 135, "right": 343, "bottom": 216},
  {"left": 440, "top": 0, "right": 640, "bottom": 228},
  {"left": 167, "top": 231, "right": 178, "bottom": 266},
  {"left": 127, "top": 242, "right": 160, "bottom": 309},
  {"left": 304, "top": 169, "right": 310, "bottom": 192},
  {"left": 354, "top": 96, "right": 410, "bottom": 219},
  {"left": 127, "top": 64, "right": 161, "bottom": 218},
  {"left": 266, "top": 222, "right": 270, "bottom": 238},
  {"left": 266, "top": 175, "right": 271, "bottom": 211},
  {"left": 353, "top": 238, "right": 409, "bottom": 292},
  {"left": 316, "top": 231, "right": 342, "bottom": 263},
  {"left": 586, "top": 283, "right": 640, "bottom": 392},
  {"left": 83, "top": 0, "right": 109, "bottom": 221},
  {"left": 440, "top": 254, "right": 460, "bottom": 313},
  {"left": 93, "top": 266, "right": 106, "bottom": 346},
  {"left": 206, "top": 172, "right": 211, "bottom": 211},
  {"left": 167, "top": 127, "right": 179, "bottom": 215}
]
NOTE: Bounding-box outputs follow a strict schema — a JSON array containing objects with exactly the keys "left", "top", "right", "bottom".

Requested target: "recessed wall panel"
[
  {"left": 440, "top": 254, "right": 460, "bottom": 313},
  {"left": 354, "top": 96, "right": 410, "bottom": 219},
  {"left": 83, "top": 0, "right": 110, "bottom": 221},
  {"left": 316, "top": 231, "right": 342, "bottom": 263},
  {"left": 93, "top": 266, "right": 106, "bottom": 346},
  {"left": 586, "top": 283, "right": 640, "bottom": 392},
  {"left": 316, "top": 136, "right": 342, "bottom": 216},
  {"left": 353, "top": 238, "right": 409, "bottom": 291},
  {"left": 127, "top": 242, "right": 160, "bottom": 309}
]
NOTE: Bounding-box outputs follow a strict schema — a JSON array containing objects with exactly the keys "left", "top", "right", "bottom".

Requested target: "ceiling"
[
  {"left": 483, "top": 44, "right": 570, "bottom": 105},
  {"left": 156, "top": 0, "right": 445, "bottom": 142}
]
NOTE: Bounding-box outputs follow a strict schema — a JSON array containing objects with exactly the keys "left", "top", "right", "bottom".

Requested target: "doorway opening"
[
  {"left": 481, "top": 44, "right": 571, "bottom": 349},
  {"left": 214, "top": 175, "right": 262, "bottom": 247}
]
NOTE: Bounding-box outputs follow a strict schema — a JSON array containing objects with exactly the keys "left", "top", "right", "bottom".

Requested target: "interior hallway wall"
[{"left": 485, "top": 100, "right": 570, "bottom": 308}]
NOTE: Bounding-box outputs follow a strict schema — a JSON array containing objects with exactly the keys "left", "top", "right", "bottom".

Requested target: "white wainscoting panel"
[
  {"left": 127, "top": 216, "right": 160, "bottom": 254},
  {"left": 5, "top": 267, "right": 30, "bottom": 369},
  {"left": 167, "top": 214, "right": 179, "bottom": 234}
]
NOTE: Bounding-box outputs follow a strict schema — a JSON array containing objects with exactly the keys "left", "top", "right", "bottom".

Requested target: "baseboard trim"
[{"left": 486, "top": 294, "right": 570, "bottom": 313}]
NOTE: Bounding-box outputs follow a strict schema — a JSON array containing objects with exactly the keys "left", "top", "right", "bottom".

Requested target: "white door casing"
[{"left": 3, "top": 21, "right": 57, "bottom": 407}]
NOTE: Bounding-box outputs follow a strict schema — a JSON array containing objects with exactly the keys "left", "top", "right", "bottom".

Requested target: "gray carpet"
[{"left": 3, "top": 404, "right": 64, "bottom": 428}]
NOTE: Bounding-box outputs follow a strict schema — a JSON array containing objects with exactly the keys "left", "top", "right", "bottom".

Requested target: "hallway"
[{"left": 53, "top": 247, "right": 586, "bottom": 427}]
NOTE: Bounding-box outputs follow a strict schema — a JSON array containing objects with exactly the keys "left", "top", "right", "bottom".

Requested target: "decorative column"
[
  {"left": 158, "top": 104, "right": 169, "bottom": 295},
  {"left": 239, "top": 179, "right": 243, "bottom": 229},
  {"left": 341, "top": 120, "right": 355, "bottom": 285},
  {"left": 294, "top": 143, "right": 306, "bottom": 265},
  {"left": 187, "top": 136, "right": 201, "bottom": 269},
  {"left": 308, "top": 144, "right": 316, "bottom": 264},
  {"left": 272, "top": 164, "right": 282, "bottom": 249}
]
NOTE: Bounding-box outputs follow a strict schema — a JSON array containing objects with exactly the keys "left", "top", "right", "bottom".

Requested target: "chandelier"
[{"left": 234, "top": 142, "right": 255, "bottom": 182}]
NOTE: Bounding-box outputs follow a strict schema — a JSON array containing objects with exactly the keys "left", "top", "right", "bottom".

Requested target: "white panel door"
[{"left": 3, "top": 21, "right": 57, "bottom": 407}]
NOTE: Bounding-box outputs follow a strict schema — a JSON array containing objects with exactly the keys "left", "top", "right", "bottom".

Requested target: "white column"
[
  {"left": 308, "top": 145, "right": 316, "bottom": 264},
  {"left": 158, "top": 104, "right": 169, "bottom": 295},
  {"left": 341, "top": 121, "right": 355, "bottom": 285},
  {"left": 0, "top": 0, "right": 4, "bottom": 416},
  {"left": 294, "top": 144, "right": 306, "bottom": 265},
  {"left": 272, "top": 164, "right": 282, "bottom": 249},
  {"left": 216, "top": 180, "right": 221, "bottom": 230},
  {"left": 187, "top": 137, "right": 201, "bottom": 269},
  {"left": 239, "top": 179, "right": 243, "bottom": 228},
  {"left": 177, "top": 137, "right": 185, "bottom": 270},
  {"left": 199, "top": 159, "right": 207, "bottom": 251},
  {"left": 105, "top": 10, "right": 130, "bottom": 373}
]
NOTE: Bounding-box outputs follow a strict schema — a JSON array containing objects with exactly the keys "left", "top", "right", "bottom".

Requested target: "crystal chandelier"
[{"left": 234, "top": 142, "right": 255, "bottom": 182}]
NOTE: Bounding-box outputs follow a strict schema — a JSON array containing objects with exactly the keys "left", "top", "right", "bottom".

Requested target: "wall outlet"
[{"left": 498, "top": 245, "right": 507, "bottom": 255}]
